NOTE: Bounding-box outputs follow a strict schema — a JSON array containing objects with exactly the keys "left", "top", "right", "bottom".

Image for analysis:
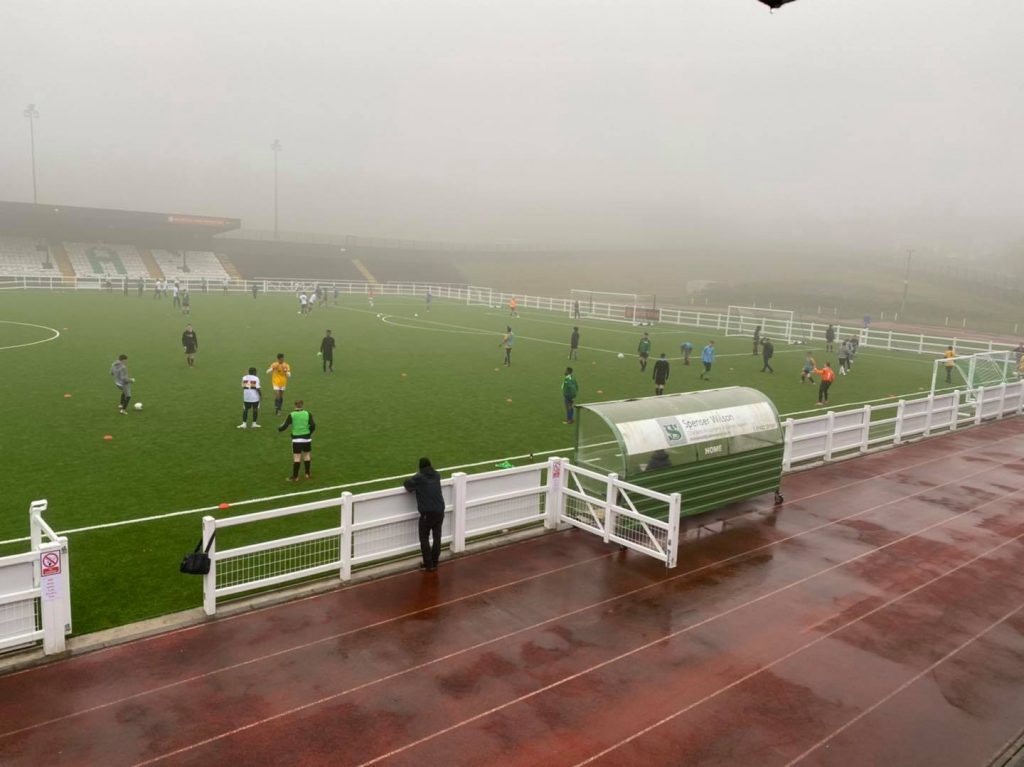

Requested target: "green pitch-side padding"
[{"left": 574, "top": 387, "right": 784, "bottom": 519}]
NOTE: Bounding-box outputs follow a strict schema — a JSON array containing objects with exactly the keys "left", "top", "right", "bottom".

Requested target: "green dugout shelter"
[{"left": 574, "top": 387, "right": 784, "bottom": 517}]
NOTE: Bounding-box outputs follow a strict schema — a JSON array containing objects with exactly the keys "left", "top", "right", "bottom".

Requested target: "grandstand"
[
  {"left": 0, "top": 235, "right": 54, "bottom": 275},
  {"left": 0, "top": 201, "right": 475, "bottom": 288},
  {"left": 150, "top": 249, "right": 231, "bottom": 282},
  {"left": 64, "top": 241, "right": 150, "bottom": 280}
]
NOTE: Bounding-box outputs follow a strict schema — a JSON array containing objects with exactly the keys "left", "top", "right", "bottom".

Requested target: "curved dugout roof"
[{"left": 575, "top": 387, "right": 782, "bottom": 476}]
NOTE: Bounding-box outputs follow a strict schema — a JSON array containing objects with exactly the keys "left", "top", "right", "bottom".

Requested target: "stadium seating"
[
  {"left": 223, "top": 246, "right": 367, "bottom": 282},
  {"left": 64, "top": 242, "right": 150, "bottom": 279},
  {"left": 151, "top": 249, "right": 231, "bottom": 282},
  {"left": 361, "top": 249, "right": 466, "bottom": 285},
  {"left": 0, "top": 235, "right": 55, "bottom": 275}
]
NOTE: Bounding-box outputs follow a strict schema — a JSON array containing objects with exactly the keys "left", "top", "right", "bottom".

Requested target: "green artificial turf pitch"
[{"left": 0, "top": 290, "right": 938, "bottom": 633}]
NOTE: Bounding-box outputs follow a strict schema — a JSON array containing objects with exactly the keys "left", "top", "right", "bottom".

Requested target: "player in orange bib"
[
  {"left": 813, "top": 361, "right": 836, "bottom": 406},
  {"left": 266, "top": 353, "right": 292, "bottom": 415}
]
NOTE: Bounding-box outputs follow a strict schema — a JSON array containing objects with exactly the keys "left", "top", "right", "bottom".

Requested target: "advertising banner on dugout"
[{"left": 617, "top": 403, "right": 779, "bottom": 455}]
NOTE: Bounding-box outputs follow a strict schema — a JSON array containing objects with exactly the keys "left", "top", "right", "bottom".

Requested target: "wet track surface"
[{"left": 1, "top": 419, "right": 1022, "bottom": 766}]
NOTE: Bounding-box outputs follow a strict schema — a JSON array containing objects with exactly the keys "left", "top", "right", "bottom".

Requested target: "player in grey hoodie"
[{"left": 110, "top": 354, "right": 135, "bottom": 413}]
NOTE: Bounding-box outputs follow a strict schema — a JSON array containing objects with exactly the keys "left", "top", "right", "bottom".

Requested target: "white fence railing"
[
  {"left": 783, "top": 381, "right": 1023, "bottom": 470},
  {"left": 201, "top": 461, "right": 555, "bottom": 615},
  {"left": 197, "top": 380, "right": 1022, "bottom": 613},
  {"left": 2, "top": 275, "right": 1018, "bottom": 357},
  {"left": 0, "top": 501, "right": 72, "bottom": 655}
]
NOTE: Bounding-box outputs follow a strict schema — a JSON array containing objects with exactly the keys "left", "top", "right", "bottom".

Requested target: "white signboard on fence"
[{"left": 617, "top": 403, "right": 778, "bottom": 454}]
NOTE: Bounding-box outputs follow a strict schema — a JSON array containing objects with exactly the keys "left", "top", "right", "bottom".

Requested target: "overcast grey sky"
[{"left": 2, "top": 0, "right": 1021, "bottom": 253}]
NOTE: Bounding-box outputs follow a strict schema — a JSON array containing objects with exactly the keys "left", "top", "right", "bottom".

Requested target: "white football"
[
  {"left": 134, "top": 402, "right": 143, "bottom": 410},
  {"left": 617, "top": 353, "right": 625, "bottom": 359},
  {"left": 414, "top": 313, "right": 418, "bottom": 317}
]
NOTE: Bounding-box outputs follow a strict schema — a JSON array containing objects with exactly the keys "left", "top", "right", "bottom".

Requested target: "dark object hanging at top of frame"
[{"left": 758, "top": 0, "right": 800, "bottom": 10}]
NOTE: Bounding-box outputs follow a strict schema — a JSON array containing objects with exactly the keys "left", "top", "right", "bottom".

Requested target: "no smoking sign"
[{"left": 41, "top": 551, "right": 61, "bottom": 576}]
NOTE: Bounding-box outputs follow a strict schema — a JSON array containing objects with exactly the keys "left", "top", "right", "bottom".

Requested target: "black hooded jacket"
[{"left": 403, "top": 467, "right": 445, "bottom": 514}]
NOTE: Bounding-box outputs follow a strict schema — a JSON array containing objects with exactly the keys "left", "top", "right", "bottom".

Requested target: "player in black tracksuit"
[
  {"left": 761, "top": 338, "right": 774, "bottom": 373},
  {"left": 652, "top": 353, "right": 670, "bottom": 395},
  {"left": 404, "top": 457, "right": 445, "bottom": 572},
  {"left": 181, "top": 325, "right": 198, "bottom": 368},
  {"left": 320, "top": 330, "right": 336, "bottom": 372}
]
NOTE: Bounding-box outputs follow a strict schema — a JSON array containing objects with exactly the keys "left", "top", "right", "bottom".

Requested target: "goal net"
[
  {"left": 570, "top": 289, "right": 659, "bottom": 325},
  {"left": 725, "top": 305, "right": 795, "bottom": 344},
  {"left": 466, "top": 286, "right": 493, "bottom": 307},
  {"left": 931, "top": 350, "right": 1018, "bottom": 400}
]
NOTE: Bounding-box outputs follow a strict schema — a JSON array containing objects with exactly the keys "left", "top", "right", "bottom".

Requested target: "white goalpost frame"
[
  {"left": 725, "top": 305, "right": 795, "bottom": 344},
  {"left": 466, "top": 285, "right": 493, "bottom": 307},
  {"left": 569, "top": 289, "right": 657, "bottom": 326},
  {"left": 930, "top": 350, "right": 1017, "bottom": 401}
]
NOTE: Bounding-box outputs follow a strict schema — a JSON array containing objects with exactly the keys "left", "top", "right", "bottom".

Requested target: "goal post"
[
  {"left": 569, "top": 289, "right": 659, "bottom": 325},
  {"left": 466, "top": 286, "right": 493, "bottom": 307},
  {"left": 725, "top": 305, "right": 795, "bottom": 343},
  {"left": 931, "top": 350, "right": 1017, "bottom": 400}
]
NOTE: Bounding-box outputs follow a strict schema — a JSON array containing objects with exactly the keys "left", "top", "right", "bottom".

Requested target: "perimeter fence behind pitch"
[{"left": 3, "top": 275, "right": 1018, "bottom": 358}]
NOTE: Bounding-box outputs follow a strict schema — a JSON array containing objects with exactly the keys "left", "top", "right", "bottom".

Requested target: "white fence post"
[
  {"left": 666, "top": 493, "right": 681, "bottom": 569},
  {"left": 38, "top": 540, "right": 69, "bottom": 655},
  {"left": 996, "top": 382, "right": 1007, "bottom": 418},
  {"left": 923, "top": 394, "right": 935, "bottom": 436},
  {"left": 544, "top": 457, "right": 565, "bottom": 530},
  {"left": 951, "top": 390, "right": 961, "bottom": 430},
  {"left": 860, "top": 404, "right": 872, "bottom": 453},
  {"left": 29, "top": 500, "right": 47, "bottom": 571},
  {"left": 975, "top": 386, "right": 985, "bottom": 425},
  {"left": 451, "top": 472, "right": 468, "bottom": 553},
  {"left": 201, "top": 515, "right": 217, "bottom": 616},
  {"left": 824, "top": 411, "right": 835, "bottom": 462},
  {"left": 340, "top": 492, "right": 353, "bottom": 581},
  {"left": 893, "top": 400, "right": 906, "bottom": 445},
  {"left": 603, "top": 474, "right": 618, "bottom": 544}
]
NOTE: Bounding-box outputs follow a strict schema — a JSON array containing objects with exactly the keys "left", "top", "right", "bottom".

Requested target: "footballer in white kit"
[{"left": 238, "top": 368, "right": 262, "bottom": 429}]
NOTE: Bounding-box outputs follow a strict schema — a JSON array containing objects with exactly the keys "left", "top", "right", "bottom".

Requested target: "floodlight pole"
[
  {"left": 23, "top": 103, "right": 39, "bottom": 204},
  {"left": 271, "top": 139, "right": 282, "bottom": 238},
  {"left": 899, "top": 249, "right": 912, "bottom": 318}
]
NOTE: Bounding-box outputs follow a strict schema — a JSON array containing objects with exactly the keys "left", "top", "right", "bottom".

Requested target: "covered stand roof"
[{"left": 576, "top": 387, "right": 782, "bottom": 477}]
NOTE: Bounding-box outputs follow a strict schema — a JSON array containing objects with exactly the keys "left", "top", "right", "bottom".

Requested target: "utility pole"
[
  {"left": 270, "top": 139, "right": 282, "bottom": 238},
  {"left": 23, "top": 103, "right": 40, "bottom": 203},
  {"left": 899, "top": 249, "right": 912, "bottom": 318}
]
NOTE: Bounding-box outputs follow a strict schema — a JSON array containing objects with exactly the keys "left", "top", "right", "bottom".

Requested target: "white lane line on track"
[
  {"left": 783, "top": 603, "right": 1024, "bottom": 766},
  {"left": 115, "top": 455, "right": 1024, "bottom": 765},
  {"left": 6, "top": 438, "right": 1019, "bottom": 748},
  {"left": 575, "top": 533, "right": 1024, "bottom": 767},
  {"left": 361, "top": 489, "right": 1024, "bottom": 767}
]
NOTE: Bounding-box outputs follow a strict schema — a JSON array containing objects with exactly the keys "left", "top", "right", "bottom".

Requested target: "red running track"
[{"left": 1, "top": 419, "right": 1023, "bottom": 766}]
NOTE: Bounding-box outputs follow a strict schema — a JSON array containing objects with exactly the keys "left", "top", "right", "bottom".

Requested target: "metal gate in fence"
[{"left": 557, "top": 460, "right": 680, "bottom": 568}]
